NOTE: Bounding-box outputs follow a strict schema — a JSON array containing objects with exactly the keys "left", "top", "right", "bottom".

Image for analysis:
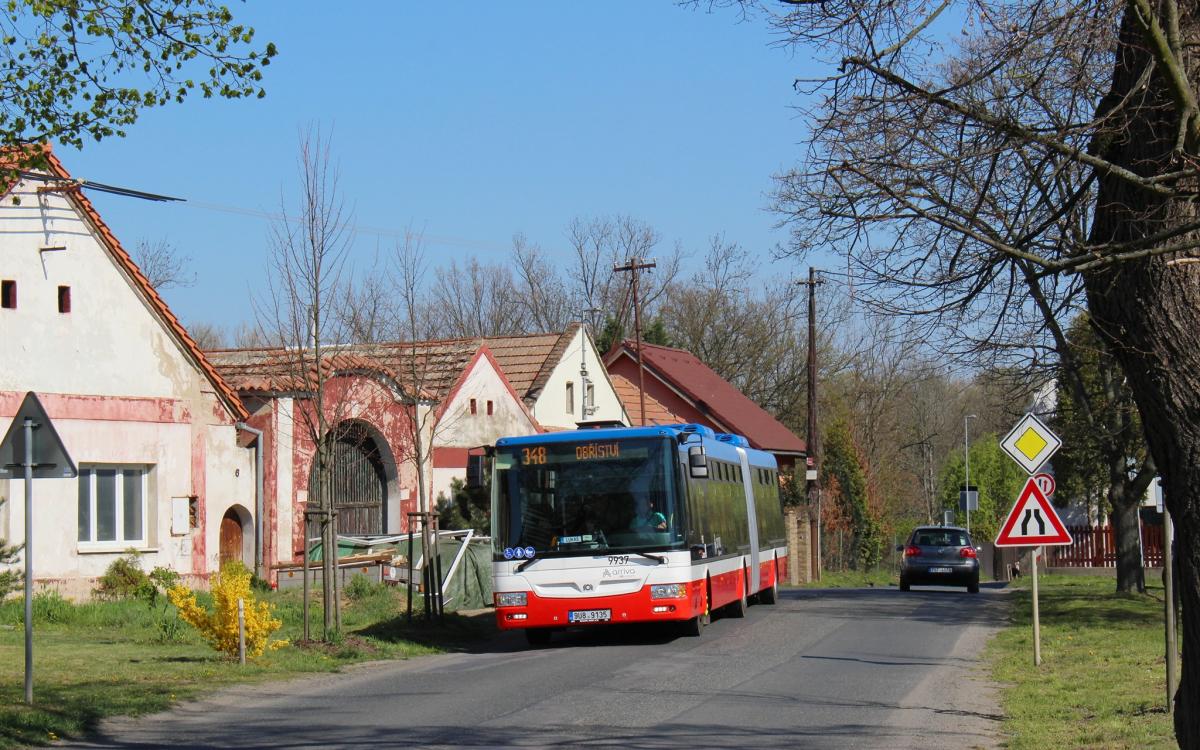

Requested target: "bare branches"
[{"left": 132, "top": 238, "right": 195, "bottom": 291}]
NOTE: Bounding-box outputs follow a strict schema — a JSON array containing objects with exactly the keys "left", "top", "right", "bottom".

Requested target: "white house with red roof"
[{"left": 0, "top": 149, "right": 258, "bottom": 598}]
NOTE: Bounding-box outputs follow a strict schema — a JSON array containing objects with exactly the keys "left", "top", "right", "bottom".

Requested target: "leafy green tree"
[
  {"left": 0, "top": 0, "right": 275, "bottom": 152},
  {"left": 435, "top": 476, "right": 490, "bottom": 535},
  {"left": 0, "top": 497, "right": 20, "bottom": 599},
  {"left": 594, "top": 314, "right": 671, "bottom": 355},
  {"left": 938, "top": 435, "right": 1027, "bottom": 543},
  {"left": 822, "top": 419, "right": 882, "bottom": 570},
  {"left": 1050, "top": 314, "right": 1155, "bottom": 593}
]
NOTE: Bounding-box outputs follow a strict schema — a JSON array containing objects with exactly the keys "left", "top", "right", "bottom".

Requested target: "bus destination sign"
[{"left": 575, "top": 443, "right": 620, "bottom": 460}]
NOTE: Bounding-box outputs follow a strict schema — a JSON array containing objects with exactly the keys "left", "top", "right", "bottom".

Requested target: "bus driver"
[{"left": 632, "top": 498, "right": 667, "bottom": 532}]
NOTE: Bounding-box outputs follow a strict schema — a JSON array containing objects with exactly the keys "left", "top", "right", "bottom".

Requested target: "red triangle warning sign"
[{"left": 995, "top": 477, "right": 1072, "bottom": 547}]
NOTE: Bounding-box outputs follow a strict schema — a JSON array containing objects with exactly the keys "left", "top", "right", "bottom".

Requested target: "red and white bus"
[{"left": 491, "top": 423, "right": 788, "bottom": 645}]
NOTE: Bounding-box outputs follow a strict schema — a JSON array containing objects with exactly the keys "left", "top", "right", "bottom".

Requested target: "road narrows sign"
[
  {"left": 995, "top": 477, "right": 1072, "bottom": 547},
  {"left": 1000, "top": 412, "right": 1062, "bottom": 474}
]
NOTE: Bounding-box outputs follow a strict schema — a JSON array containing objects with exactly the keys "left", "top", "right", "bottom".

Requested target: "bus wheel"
[
  {"left": 759, "top": 575, "right": 778, "bottom": 605},
  {"left": 681, "top": 592, "right": 709, "bottom": 637},
  {"left": 524, "top": 629, "right": 552, "bottom": 647},
  {"left": 729, "top": 571, "right": 748, "bottom": 618}
]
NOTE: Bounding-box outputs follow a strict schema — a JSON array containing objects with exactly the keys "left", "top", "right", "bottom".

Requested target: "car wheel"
[
  {"left": 899, "top": 576, "right": 910, "bottom": 592},
  {"left": 524, "top": 628, "right": 552, "bottom": 647},
  {"left": 968, "top": 581, "right": 980, "bottom": 594}
]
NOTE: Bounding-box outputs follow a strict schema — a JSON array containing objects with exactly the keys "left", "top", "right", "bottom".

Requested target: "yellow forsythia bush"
[{"left": 167, "top": 561, "right": 288, "bottom": 659}]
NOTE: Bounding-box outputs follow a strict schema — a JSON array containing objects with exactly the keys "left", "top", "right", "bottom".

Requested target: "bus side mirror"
[{"left": 688, "top": 445, "right": 709, "bottom": 479}]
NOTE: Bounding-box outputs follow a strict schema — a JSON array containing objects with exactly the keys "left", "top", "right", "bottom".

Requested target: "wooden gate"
[
  {"left": 1045, "top": 523, "right": 1165, "bottom": 567},
  {"left": 219, "top": 509, "right": 243, "bottom": 567},
  {"left": 311, "top": 423, "right": 387, "bottom": 536}
]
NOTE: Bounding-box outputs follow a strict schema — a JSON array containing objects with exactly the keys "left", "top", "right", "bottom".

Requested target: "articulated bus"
[{"left": 491, "top": 423, "right": 788, "bottom": 645}]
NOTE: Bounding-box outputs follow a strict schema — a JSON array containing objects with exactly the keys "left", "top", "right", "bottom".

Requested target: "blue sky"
[{"left": 59, "top": 3, "right": 821, "bottom": 333}]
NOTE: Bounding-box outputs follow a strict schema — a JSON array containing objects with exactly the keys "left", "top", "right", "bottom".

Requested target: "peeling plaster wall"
[
  {"left": 0, "top": 178, "right": 252, "bottom": 597},
  {"left": 272, "top": 374, "right": 418, "bottom": 572},
  {"left": 531, "top": 327, "right": 627, "bottom": 429}
]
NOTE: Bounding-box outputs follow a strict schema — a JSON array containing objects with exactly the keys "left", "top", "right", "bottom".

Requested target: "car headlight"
[
  {"left": 495, "top": 592, "right": 528, "bottom": 607},
  {"left": 650, "top": 583, "right": 688, "bottom": 599}
]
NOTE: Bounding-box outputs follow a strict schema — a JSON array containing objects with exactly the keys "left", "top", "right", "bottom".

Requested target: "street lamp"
[{"left": 964, "top": 414, "right": 977, "bottom": 532}]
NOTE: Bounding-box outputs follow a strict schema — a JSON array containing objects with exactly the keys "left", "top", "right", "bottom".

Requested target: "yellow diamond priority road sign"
[{"left": 1000, "top": 412, "right": 1061, "bottom": 474}]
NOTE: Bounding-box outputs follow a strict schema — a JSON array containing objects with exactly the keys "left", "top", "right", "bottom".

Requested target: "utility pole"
[
  {"left": 797, "top": 268, "right": 824, "bottom": 580},
  {"left": 614, "top": 257, "right": 656, "bottom": 426},
  {"left": 965, "top": 414, "right": 976, "bottom": 533}
]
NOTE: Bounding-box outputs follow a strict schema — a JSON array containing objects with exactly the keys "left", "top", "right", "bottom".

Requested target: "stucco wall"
[
  {"left": 531, "top": 327, "right": 627, "bottom": 429},
  {"left": 431, "top": 352, "right": 538, "bottom": 503},
  {"left": 0, "top": 176, "right": 252, "bottom": 597}
]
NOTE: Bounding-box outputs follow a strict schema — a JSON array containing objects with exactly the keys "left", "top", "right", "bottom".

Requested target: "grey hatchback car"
[{"left": 898, "top": 525, "right": 980, "bottom": 593}]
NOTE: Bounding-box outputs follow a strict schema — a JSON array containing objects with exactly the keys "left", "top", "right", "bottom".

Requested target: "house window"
[
  {"left": 486, "top": 400, "right": 493, "bottom": 416},
  {"left": 1, "top": 280, "right": 14, "bottom": 309},
  {"left": 565, "top": 381, "right": 574, "bottom": 413},
  {"left": 585, "top": 382, "right": 595, "bottom": 410},
  {"left": 470, "top": 398, "right": 477, "bottom": 415},
  {"left": 58, "top": 285, "right": 71, "bottom": 313},
  {"left": 77, "top": 466, "right": 148, "bottom": 545}
]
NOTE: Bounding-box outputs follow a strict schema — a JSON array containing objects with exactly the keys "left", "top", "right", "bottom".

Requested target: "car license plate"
[
  {"left": 568, "top": 609, "right": 611, "bottom": 623},
  {"left": 929, "top": 567, "right": 952, "bottom": 574}
]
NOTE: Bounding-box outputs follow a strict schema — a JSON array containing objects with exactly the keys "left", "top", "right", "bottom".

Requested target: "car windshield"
[
  {"left": 913, "top": 530, "right": 970, "bottom": 547},
  {"left": 493, "top": 437, "right": 683, "bottom": 558}
]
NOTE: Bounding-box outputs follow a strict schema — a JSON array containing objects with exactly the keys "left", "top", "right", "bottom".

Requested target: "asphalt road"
[{"left": 68, "top": 583, "right": 1008, "bottom": 749}]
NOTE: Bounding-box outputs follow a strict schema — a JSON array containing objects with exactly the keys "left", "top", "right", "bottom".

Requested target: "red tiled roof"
[
  {"left": 606, "top": 341, "right": 806, "bottom": 455},
  {"left": 5, "top": 147, "right": 247, "bottom": 421},
  {"left": 610, "top": 374, "right": 678, "bottom": 425},
  {"left": 209, "top": 327, "right": 582, "bottom": 404}
]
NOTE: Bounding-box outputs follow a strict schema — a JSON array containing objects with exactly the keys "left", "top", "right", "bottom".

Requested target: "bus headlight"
[
  {"left": 650, "top": 584, "right": 688, "bottom": 599},
  {"left": 495, "top": 592, "right": 528, "bottom": 607}
]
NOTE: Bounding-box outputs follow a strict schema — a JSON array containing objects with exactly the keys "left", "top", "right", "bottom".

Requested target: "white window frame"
[
  {"left": 77, "top": 464, "right": 150, "bottom": 550},
  {"left": 565, "top": 381, "right": 575, "bottom": 413}
]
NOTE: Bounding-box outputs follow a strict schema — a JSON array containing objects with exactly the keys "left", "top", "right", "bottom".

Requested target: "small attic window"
[
  {"left": 486, "top": 400, "right": 494, "bottom": 416},
  {"left": 470, "top": 398, "right": 477, "bottom": 415},
  {"left": 565, "top": 381, "right": 574, "bottom": 413},
  {"left": 58, "top": 286, "right": 71, "bottom": 313},
  {"left": 1, "top": 280, "right": 15, "bottom": 309}
]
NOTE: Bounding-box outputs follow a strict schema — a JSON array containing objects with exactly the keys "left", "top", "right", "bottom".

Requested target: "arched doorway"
[
  {"left": 219, "top": 506, "right": 251, "bottom": 568},
  {"left": 310, "top": 421, "right": 389, "bottom": 536}
]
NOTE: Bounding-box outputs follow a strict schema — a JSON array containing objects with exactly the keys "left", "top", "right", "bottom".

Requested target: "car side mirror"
[
  {"left": 688, "top": 445, "right": 709, "bottom": 479},
  {"left": 896, "top": 544, "right": 904, "bottom": 552}
]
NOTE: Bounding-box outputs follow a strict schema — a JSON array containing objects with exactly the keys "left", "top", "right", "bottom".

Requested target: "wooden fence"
[{"left": 1045, "top": 523, "right": 1164, "bottom": 568}]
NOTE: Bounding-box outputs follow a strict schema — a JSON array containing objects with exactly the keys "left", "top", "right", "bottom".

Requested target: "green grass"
[
  {"left": 986, "top": 574, "right": 1177, "bottom": 749},
  {"left": 798, "top": 568, "right": 897, "bottom": 588},
  {"left": 0, "top": 585, "right": 495, "bottom": 749}
]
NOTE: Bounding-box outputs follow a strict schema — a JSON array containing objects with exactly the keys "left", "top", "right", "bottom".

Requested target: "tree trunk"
[
  {"left": 1109, "top": 490, "right": 1145, "bottom": 594},
  {"left": 1085, "top": 6, "right": 1200, "bottom": 745}
]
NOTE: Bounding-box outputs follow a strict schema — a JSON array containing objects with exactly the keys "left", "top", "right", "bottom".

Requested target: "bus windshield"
[{"left": 493, "top": 437, "right": 683, "bottom": 559}]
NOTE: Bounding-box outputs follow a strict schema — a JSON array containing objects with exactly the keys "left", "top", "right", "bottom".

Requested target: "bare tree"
[
  {"left": 430, "top": 256, "right": 524, "bottom": 337},
  {"left": 187, "top": 321, "right": 227, "bottom": 350},
  {"left": 133, "top": 238, "right": 195, "bottom": 291},
  {"left": 705, "top": 0, "right": 1200, "bottom": 736},
  {"left": 258, "top": 125, "right": 353, "bottom": 641}
]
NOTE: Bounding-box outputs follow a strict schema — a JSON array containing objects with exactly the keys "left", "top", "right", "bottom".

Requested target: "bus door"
[{"left": 735, "top": 447, "right": 760, "bottom": 593}]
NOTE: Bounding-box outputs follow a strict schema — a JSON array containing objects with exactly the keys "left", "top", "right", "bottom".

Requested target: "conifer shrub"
[{"left": 167, "top": 560, "right": 287, "bottom": 659}]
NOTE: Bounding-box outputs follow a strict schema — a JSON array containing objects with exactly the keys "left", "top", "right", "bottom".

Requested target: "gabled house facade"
[
  {"left": 0, "top": 150, "right": 257, "bottom": 598},
  {"left": 208, "top": 339, "right": 543, "bottom": 580},
  {"left": 482, "top": 324, "right": 627, "bottom": 429},
  {"left": 604, "top": 340, "right": 806, "bottom": 470}
]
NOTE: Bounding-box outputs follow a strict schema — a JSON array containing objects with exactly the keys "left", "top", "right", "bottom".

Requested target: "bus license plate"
[
  {"left": 569, "top": 609, "right": 611, "bottom": 623},
  {"left": 929, "top": 567, "right": 952, "bottom": 574}
]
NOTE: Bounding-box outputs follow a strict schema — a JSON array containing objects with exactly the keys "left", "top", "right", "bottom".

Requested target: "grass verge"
[
  {"left": 797, "top": 568, "right": 897, "bottom": 588},
  {"left": 0, "top": 582, "right": 495, "bottom": 750},
  {"left": 986, "top": 573, "right": 1177, "bottom": 749}
]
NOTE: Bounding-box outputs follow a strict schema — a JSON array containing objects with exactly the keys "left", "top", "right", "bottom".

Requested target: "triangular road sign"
[
  {"left": 0, "top": 392, "right": 76, "bottom": 479},
  {"left": 995, "top": 476, "right": 1071, "bottom": 547}
]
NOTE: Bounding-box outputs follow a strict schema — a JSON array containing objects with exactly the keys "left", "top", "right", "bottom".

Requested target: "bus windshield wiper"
[
  {"left": 632, "top": 551, "right": 665, "bottom": 565},
  {"left": 516, "top": 557, "right": 539, "bottom": 573}
]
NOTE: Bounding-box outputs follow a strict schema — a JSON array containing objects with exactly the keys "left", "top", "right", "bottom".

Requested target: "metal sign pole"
[
  {"left": 1031, "top": 545, "right": 1041, "bottom": 667},
  {"left": 23, "top": 417, "right": 34, "bottom": 704}
]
